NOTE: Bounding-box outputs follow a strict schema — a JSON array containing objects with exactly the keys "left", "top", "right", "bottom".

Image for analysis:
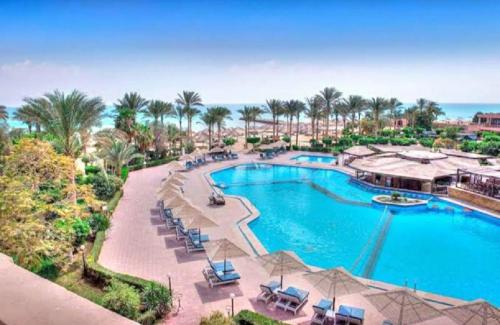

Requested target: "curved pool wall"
[
  {"left": 210, "top": 163, "right": 500, "bottom": 306},
  {"left": 292, "top": 154, "right": 337, "bottom": 164}
]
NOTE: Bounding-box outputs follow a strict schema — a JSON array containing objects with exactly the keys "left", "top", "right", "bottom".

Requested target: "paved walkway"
[
  {"left": 0, "top": 253, "right": 135, "bottom": 325},
  {"left": 99, "top": 152, "right": 458, "bottom": 325}
]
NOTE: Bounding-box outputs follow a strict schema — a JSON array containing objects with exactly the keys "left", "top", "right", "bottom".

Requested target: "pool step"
[
  {"left": 361, "top": 209, "right": 395, "bottom": 278},
  {"left": 306, "top": 181, "right": 371, "bottom": 207}
]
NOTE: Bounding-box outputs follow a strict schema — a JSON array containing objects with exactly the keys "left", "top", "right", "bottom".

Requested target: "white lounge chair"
[
  {"left": 202, "top": 266, "right": 240, "bottom": 288},
  {"left": 275, "top": 286, "right": 309, "bottom": 315},
  {"left": 257, "top": 280, "right": 281, "bottom": 304}
]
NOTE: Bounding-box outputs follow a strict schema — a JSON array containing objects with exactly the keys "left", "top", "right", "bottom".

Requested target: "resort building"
[
  {"left": 346, "top": 145, "right": 491, "bottom": 194},
  {"left": 467, "top": 113, "right": 500, "bottom": 132}
]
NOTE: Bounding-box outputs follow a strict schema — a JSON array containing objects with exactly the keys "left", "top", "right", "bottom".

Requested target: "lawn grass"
[{"left": 55, "top": 264, "right": 105, "bottom": 306}]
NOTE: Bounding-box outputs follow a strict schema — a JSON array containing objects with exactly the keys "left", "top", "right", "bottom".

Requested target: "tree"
[
  {"left": 293, "top": 100, "right": 307, "bottom": 146},
  {"left": 342, "top": 95, "right": 365, "bottom": 134},
  {"left": 174, "top": 105, "right": 185, "bottom": 148},
  {"left": 367, "top": 97, "right": 388, "bottom": 135},
  {"left": 306, "top": 95, "right": 325, "bottom": 141},
  {"left": 265, "top": 99, "right": 283, "bottom": 139},
  {"left": 133, "top": 124, "right": 154, "bottom": 153},
  {"left": 283, "top": 100, "right": 297, "bottom": 136},
  {"left": 0, "top": 105, "right": 7, "bottom": 121},
  {"left": 200, "top": 108, "right": 217, "bottom": 149},
  {"left": 114, "top": 92, "right": 149, "bottom": 142},
  {"left": 97, "top": 138, "right": 142, "bottom": 176},
  {"left": 336, "top": 102, "right": 350, "bottom": 130},
  {"left": 472, "top": 112, "right": 483, "bottom": 123},
  {"left": 142, "top": 100, "right": 173, "bottom": 126},
  {"left": 238, "top": 106, "right": 254, "bottom": 149},
  {"left": 13, "top": 104, "right": 41, "bottom": 133},
  {"left": 175, "top": 91, "right": 202, "bottom": 139},
  {"left": 211, "top": 106, "right": 232, "bottom": 143},
  {"left": 319, "top": 87, "right": 342, "bottom": 138},
  {"left": 249, "top": 106, "right": 264, "bottom": 135},
  {"left": 24, "top": 90, "right": 105, "bottom": 157},
  {"left": 387, "top": 98, "right": 403, "bottom": 130}
]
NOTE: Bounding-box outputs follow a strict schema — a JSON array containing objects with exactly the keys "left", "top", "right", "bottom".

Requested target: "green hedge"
[
  {"left": 128, "top": 156, "right": 179, "bottom": 171},
  {"left": 234, "top": 310, "right": 286, "bottom": 325}
]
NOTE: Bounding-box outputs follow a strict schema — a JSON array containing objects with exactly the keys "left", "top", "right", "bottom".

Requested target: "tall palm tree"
[
  {"left": 293, "top": 100, "right": 307, "bottom": 146},
  {"left": 114, "top": 92, "right": 149, "bottom": 142},
  {"left": 98, "top": 138, "right": 142, "bottom": 176},
  {"left": 249, "top": 106, "right": 264, "bottom": 135},
  {"left": 319, "top": 87, "right": 342, "bottom": 138},
  {"left": 0, "top": 105, "right": 7, "bottom": 121},
  {"left": 405, "top": 105, "right": 419, "bottom": 128},
  {"left": 283, "top": 100, "right": 298, "bottom": 135},
  {"left": 265, "top": 99, "right": 283, "bottom": 139},
  {"left": 211, "top": 106, "right": 232, "bottom": 142},
  {"left": 134, "top": 124, "right": 154, "bottom": 153},
  {"left": 25, "top": 90, "right": 105, "bottom": 157},
  {"left": 175, "top": 91, "right": 202, "bottom": 138},
  {"left": 306, "top": 95, "right": 325, "bottom": 141},
  {"left": 425, "top": 100, "right": 444, "bottom": 121},
  {"left": 14, "top": 104, "right": 41, "bottom": 133},
  {"left": 342, "top": 95, "right": 365, "bottom": 134},
  {"left": 416, "top": 98, "right": 427, "bottom": 113},
  {"left": 367, "top": 97, "right": 388, "bottom": 136},
  {"left": 238, "top": 106, "right": 254, "bottom": 148},
  {"left": 336, "top": 103, "right": 350, "bottom": 130},
  {"left": 200, "top": 108, "right": 218, "bottom": 149},
  {"left": 387, "top": 98, "right": 403, "bottom": 130},
  {"left": 143, "top": 100, "right": 171, "bottom": 125}
]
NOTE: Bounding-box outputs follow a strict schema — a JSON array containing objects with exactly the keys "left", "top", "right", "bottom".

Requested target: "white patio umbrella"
[
  {"left": 209, "top": 146, "right": 225, "bottom": 154},
  {"left": 256, "top": 250, "right": 310, "bottom": 288},
  {"left": 204, "top": 238, "right": 249, "bottom": 272},
  {"left": 169, "top": 160, "right": 185, "bottom": 171},
  {"left": 163, "top": 193, "right": 188, "bottom": 209},
  {"left": 304, "top": 267, "right": 367, "bottom": 310},
  {"left": 443, "top": 300, "right": 500, "bottom": 325},
  {"left": 364, "top": 289, "right": 443, "bottom": 325},
  {"left": 157, "top": 186, "right": 181, "bottom": 200}
]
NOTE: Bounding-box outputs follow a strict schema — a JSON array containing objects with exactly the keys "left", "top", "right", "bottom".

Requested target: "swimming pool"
[
  {"left": 211, "top": 164, "right": 500, "bottom": 305},
  {"left": 292, "top": 154, "right": 337, "bottom": 164}
]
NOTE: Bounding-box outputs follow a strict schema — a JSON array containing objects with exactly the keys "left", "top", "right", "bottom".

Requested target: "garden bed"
[{"left": 372, "top": 194, "right": 428, "bottom": 207}]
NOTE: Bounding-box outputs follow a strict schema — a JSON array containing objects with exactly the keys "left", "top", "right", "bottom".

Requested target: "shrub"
[
  {"left": 246, "top": 137, "right": 260, "bottom": 147},
  {"left": 92, "top": 172, "right": 123, "bottom": 200},
  {"left": 391, "top": 192, "right": 401, "bottom": 201},
  {"left": 337, "top": 137, "right": 352, "bottom": 147},
  {"left": 374, "top": 137, "right": 389, "bottom": 144},
  {"left": 102, "top": 279, "right": 141, "bottom": 319},
  {"left": 419, "top": 138, "right": 435, "bottom": 148},
  {"left": 32, "top": 256, "right": 59, "bottom": 280},
  {"left": 72, "top": 217, "right": 91, "bottom": 246},
  {"left": 281, "top": 135, "right": 291, "bottom": 143},
  {"left": 433, "top": 138, "right": 455, "bottom": 149},
  {"left": 358, "top": 137, "right": 376, "bottom": 145},
  {"left": 390, "top": 137, "right": 415, "bottom": 146},
  {"left": 234, "top": 310, "right": 284, "bottom": 324},
  {"left": 321, "top": 137, "right": 333, "bottom": 146},
  {"left": 88, "top": 213, "right": 110, "bottom": 234},
  {"left": 460, "top": 140, "right": 478, "bottom": 153},
  {"left": 482, "top": 131, "right": 500, "bottom": 142},
  {"left": 200, "top": 311, "right": 233, "bottom": 325},
  {"left": 184, "top": 141, "right": 195, "bottom": 154},
  {"left": 85, "top": 165, "right": 101, "bottom": 175},
  {"left": 223, "top": 137, "right": 237, "bottom": 146},
  {"left": 137, "top": 310, "right": 157, "bottom": 325},
  {"left": 478, "top": 140, "right": 500, "bottom": 156},
  {"left": 121, "top": 166, "right": 129, "bottom": 182},
  {"left": 402, "top": 127, "right": 415, "bottom": 137},
  {"left": 81, "top": 155, "right": 91, "bottom": 166},
  {"left": 141, "top": 282, "right": 171, "bottom": 316},
  {"left": 291, "top": 144, "right": 298, "bottom": 150}
]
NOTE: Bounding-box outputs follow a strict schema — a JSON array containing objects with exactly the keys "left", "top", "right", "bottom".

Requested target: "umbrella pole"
[{"left": 280, "top": 275, "right": 283, "bottom": 289}]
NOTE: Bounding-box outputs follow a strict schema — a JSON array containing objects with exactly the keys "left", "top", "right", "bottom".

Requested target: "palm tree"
[
  {"left": 265, "top": 99, "right": 283, "bottom": 139},
  {"left": 293, "top": 100, "right": 306, "bottom": 146},
  {"left": 367, "top": 97, "right": 388, "bottom": 136},
  {"left": 200, "top": 108, "right": 218, "bottom": 149},
  {"left": 283, "top": 100, "right": 298, "bottom": 135},
  {"left": 405, "top": 105, "right": 419, "bottom": 128},
  {"left": 416, "top": 98, "right": 427, "bottom": 113},
  {"left": 98, "top": 138, "right": 142, "bottom": 176},
  {"left": 319, "top": 87, "right": 342, "bottom": 138},
  {"left": 0, "top": 105, "right": 7, "bottom": 121},
  {"left": 425, "top": 100, "right": 444, "bottom": 121},
  {"left": 114, "top": 92, "right": 149, "bottom": 142},
  {"left": 13, "top": 104, "right": 40, "bottom": 133},
  {"left": 342, "top": 95, "right": 365, "bottom": 134},
  {"left": 238, "top": 106, "right": 254, "bottom": 148},
  {"left": 306, "top": 96, "right": 325, "bottom": 141},
  {"left": 211, "top": 106, "right": 232, "bottom": 143},
  {"left": 387, "top": 98, "right": 403, "bottom": 130},
  {"left": 249, "top": 106, "right": 264, "bottom": 135},
  {"left": 25, "top": 90, "right": 105, "bottom": 157},
  {"left": 143, "top": 100, "right": 171, "bottom": 125},
  {"left": 337, "top": 103, "right": 350, "bottom": 130},
  {"left": 134, "top": 124, "right": 154, "bottom": 153},
  {"left": 175, "top": 91, "right": 202, "bottom": 138}
]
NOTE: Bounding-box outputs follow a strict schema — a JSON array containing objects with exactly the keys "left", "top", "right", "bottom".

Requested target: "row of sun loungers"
[{"left": 202, "top": 258, "right": 241, "bottom": 287}]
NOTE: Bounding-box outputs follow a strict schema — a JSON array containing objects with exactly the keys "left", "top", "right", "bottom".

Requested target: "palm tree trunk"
[
  {"left": 217, "top": 123, "right": 221, "bottom": 142},
  {"left": 335, "top": 114, "right": 339, "bottom": 141},
  {"left": 295, "top": 115, "right": 300, "bottom": 146},
  {"left": 325, "top": 115, "right": 330, "bottom": 136},
  {"left": 358, "top": 112, "right": 362, "bottom": 135}
]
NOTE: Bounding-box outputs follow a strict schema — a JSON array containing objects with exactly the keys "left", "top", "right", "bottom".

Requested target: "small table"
[{"left": 325, "top": 309, "right": 335, "bottom": 324}]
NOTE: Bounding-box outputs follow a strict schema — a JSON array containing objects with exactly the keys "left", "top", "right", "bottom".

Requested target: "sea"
[{"left": 4, "top": 103, "right": 500, "bottom": 132}]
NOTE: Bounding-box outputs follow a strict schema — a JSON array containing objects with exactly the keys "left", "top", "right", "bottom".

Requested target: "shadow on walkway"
[{"left": 194, "top": 281, "right": 243, "bottom": 303}]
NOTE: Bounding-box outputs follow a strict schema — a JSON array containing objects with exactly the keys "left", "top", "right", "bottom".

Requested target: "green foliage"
[
  {"left": 88, "top": 213, "right": 110, "bottom": 233},
  {"left": 321, "top": 136, "right": 333, "bottom": 146},
  {"left": 482, "top": 131, "right": 500, "bottom": 142},
  {"left": 200, "top": 311, "right": 233, "bottom": 325},
  {"left": 223, "top": 137, "right": 237, "bottom": 146},
  {"left": 338, "top": 136, "right": 353, "bottom": 147},
  {"left": 128, "top": 156, "right": 178, "bottom": 171},
  {"left": 32, "top": 256, "right": 59, "bottom": 280},
  {"left": 92, "top": 172, "right": 123, "bottom": 200},
  {"left": 120, "top": 166, "right": 129, "bottom": 182},
  {"left": 402, "top": 127, "right": 415, "bottom": 137},
  {"left": 281, "top": 135, "right": 291, "bottom": 143},
  {"left": 102, "top": 279, "right": 141, "bottom": 319},
  {"left": 391, "top": 192, "right": 401, "bottom": 201},
  {"left": 419, "top": 138, "right": 435, "bottom": 148},
  {"left": 460, "top": 140, "right": 478, "bottom": 153},
  {"left": 85, "top": 165, "right": 101, "bottom": 174},
  {"left": 72, "top": 217, "right": 91, "bottom": 246},
  {"left": 141, "top": 282, "right": 172, "bottom": 316},
  {"left": 234, "top": 310, "right": 285, "bottom": 325},
  {"left": 441, "top": 126, "right": 462, "bottom": 140},
  {"left": 246, "top": 137, "right": 260, "bottom": 145},
  {"left": 390, "top": 137, "right": 416, "bottom": 146},
  {"left": 478, "top": 140, "right": 500, "bottom": 156},
  {"left": 81, "top": 155, "right": 91, "bottom": 165},
  {"left": 184, "top": 140, "right": 195, "bottom": 154},
  {"left": 137, "top": 310, "right": 158, "bottom": 325}
]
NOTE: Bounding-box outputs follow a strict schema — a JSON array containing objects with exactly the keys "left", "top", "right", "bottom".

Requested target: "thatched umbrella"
[
  {"left": 443, "top": 300, "right": 500, "bottom": 325},
  {"left": 256, "top": 250, "right": 310, "bottom": 288},
  {"left": 163, "top": 193, "right": 187, "bottom": 209},
  {"left": 204, "top": 238, "right": 249, "bottom": 272},
  {"left": 166, "top": 177, "right": 184, "bottom": 187},
  {"left": 209, "top": 147, "right": 225, "bottom": 154},
  {"left": 364, "top": 289, "right": 443, "bottom": 325},
  {"left": 304, "top": 267, "right": 367, "bottom": 310},
  {"left": 169, "top": 160, "right": 185, "bottom": 171}
]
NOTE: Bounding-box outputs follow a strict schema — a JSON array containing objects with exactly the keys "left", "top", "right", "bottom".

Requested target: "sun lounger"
[
  {"left": 208, "top": 258, "right": 235, "bottom": 273},
  {"left": 276, "top": 286, "right": 309, "bottom": 315},
  {"left": 335, "top": 305, "right": 365, "bottom": 325},
  {"left": 185, "top": 235, "right": 205, "bottom": 253},
  {"left": 209, "top": 192, "right": 225, "bottom": 205},
  {"left": 166, "top": 216, "right": 181, "bottom": 229},
  {"left": 311, "top": 299, "right": 333, "bottom": 324},
  {"left": 185, "top": 161, "right": 194, "bottom": 170},
  {"left": 188, "top": 231, "right": 209, "bottom": 243},
  {"left": 230, "top": 153, "right": 238, "bottom": 159},
  {"left": 257, "top": 280, "right": 281, "bottom": 304},
  {"left": 202, "top": 266, "right": 240, "bottom": 287}
]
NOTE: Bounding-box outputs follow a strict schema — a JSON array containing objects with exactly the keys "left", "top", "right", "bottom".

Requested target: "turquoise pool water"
[
  {"left": 211, "top": 164, "right": 500, "bottom": 305},
  {"left": 292, "top": 154, "right": 336, "bottom": 164}
]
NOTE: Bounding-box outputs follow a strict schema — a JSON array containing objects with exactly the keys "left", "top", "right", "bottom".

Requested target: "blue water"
[
  {"left": 4, "top": 102, "right": 500, "bottom": 130},
  {"left": 211, "top": 164, "right": 500, "bottom": 305},
  {"left": 292, "top": 154, "right": 336, "bottom": 164}
]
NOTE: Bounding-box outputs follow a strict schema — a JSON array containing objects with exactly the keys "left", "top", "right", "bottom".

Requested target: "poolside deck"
[{"left": 99, "top": 151, "right": 463, "bottom": 324}]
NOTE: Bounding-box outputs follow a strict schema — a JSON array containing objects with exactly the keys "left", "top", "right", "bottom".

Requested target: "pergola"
[{"left": 456, "top": 167, "right": 500, "bottom": 199}]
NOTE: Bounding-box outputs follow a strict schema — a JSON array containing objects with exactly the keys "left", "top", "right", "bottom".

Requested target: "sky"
[{"left": 1, "top": 0, "right": 500, "bottom": 106}]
